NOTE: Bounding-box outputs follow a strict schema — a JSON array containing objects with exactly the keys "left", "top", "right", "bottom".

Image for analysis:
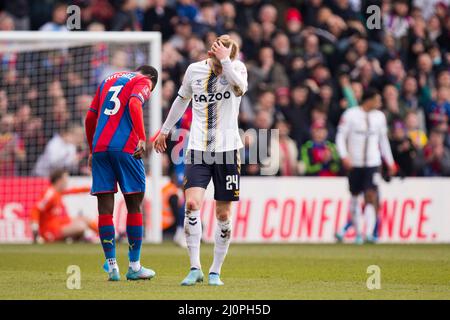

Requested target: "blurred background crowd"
[{"left": 0, "top": 0, "right": 449, "bottom": 178}]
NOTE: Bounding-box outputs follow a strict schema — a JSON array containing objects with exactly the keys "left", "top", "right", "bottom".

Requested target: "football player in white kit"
[
  {"left": 335, "top": 88, "right": 396, "bottom": 244},
  {"left": 153, "top": 35, "right": 247, "bottom": 285}
]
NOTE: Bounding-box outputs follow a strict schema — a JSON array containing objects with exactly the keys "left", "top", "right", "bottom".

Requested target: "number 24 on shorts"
[{"left": 226, "top": 175, "right": 238, "bottom": 190}]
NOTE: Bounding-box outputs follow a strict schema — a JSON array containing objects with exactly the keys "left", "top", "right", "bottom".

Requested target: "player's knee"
[
  {"left": 216, "top": 211, "right": 230, "bottom": 221},
  {"left": 216, "top": 203, "right": 231, "bottom": 221},
  {"left": 365, "top": 190, "right": 377, "bottom": 204},
  {"left": 186, "top": 199, "right": 201, "bottom": 211},
  {"left": 97, "top": 194, "right": 114, "bottom": 214},
  {"left": 124, "top": 193, "right": 144, "bottom": 213},
  {"left": 127, "top": 203, "right": 141, "bottom": 214}
]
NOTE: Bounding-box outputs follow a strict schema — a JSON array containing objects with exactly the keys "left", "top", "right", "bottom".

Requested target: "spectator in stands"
[
  {"left": 14, "top": 104, "right": 32, "bottom": 138},
  {"left": 109, "top": 0, "right": 140, "bottom": 31},
  {"left": 242, "top": 110, "right": 273, "bottom": 176},
  {"left": 39, "top": 2, "right": 68, "bottom": 32},
  {"left": 282, "top": 84, "right": 311, "bottom": 148},
  {"left": 383, "top": 0, "right": 412, "bottom": 40},
  {"left": 413, "top": 0, "right": 449, "bottom": 21},
  {"left": 302, "top": 33, "right": 325, "bottom": 70},
  {"left": 255, "top": 90, "right": 276, "bottom": 116},
  {"left": 241, "top": 22, "right": 263, "bottom": 62},
  {"left": 272, "top": 32, "right": 291, "bottom": 67},
  {"left": 285, "top": 8, "right": 303, "bottom": 52},
  {"left": 0, "top": 11, "right": 15, "bottom": 30},
  {"left": 275, "top": 87, "right": 291, "bottom": 111},
  {"left": 248, "top": 46, "right": 289, "bottom": 96},
  {"left": 425, "top": 85, "right": 450, "bottom": 131},
  {"left": 192, "top": 1, "right": 224, "bottom": 37},
  {"left": 162, "top": 80, "right": 176, "bottom": 111},
  {"left": 43, "top": 96, "right": 70, "bottom": 141},
  {"left": 73, "top": 94, "right": 93, "bottom": 125},
  {"left": 19, "top": 116, "right": 46, "bottom": 175},
  {"left": 401, "top": 75, "right": 421, "bottom": 110},
  {"left": 382, "top": 57, "right": 406, "bottom": 88},
  {"left": 268, "top": 119, "right": 298, "bottom": 176},
  {"left": 0, "top": 90, "right": 8, "bottom": 114},
  {"left": 318, "top": 83, "right": 339, "bottom": 128},
  {"left": 390, "top": 120, "right": 420, "bottom": 177},
  {"left": 1, "top": 0, "right": 29, "bottom": 30},
  {"left": 383, "top": 84, "right": 407, "bottom": 126},
  {"left": 422, "top": 129, "right": 450, "bottom": 176},
  {"left": 310, "top": 106, "right": 335, "bottom": 140},
  {"left": 338, "top": 73, "right": 358, "bottom": 110},
  {"left": 437, "top": 70, "right": 450, "bottom": 88},
  {"left": 168, "top": 16, "right": 192, "bottom": 51},
  {"left": 258, "top": 4, "right": 278, "bottom": 42},
  {"left": 0, "top": 114, "right": 26, "bottom": 176},
  {"left": 143, "top": 0, "right": 177, "bottom": 41},
  {"left": 219, "top": 1, "right": 237, "bottom": 33},
  {"left": 176, "top": 0, "right": 199, "bottom": 22},
  {"left": 417, "top": 53, "right": 435, "bottom": 90},
  {"left": 99, "top": 49, "right": 129, "bottom": 82},
  {"left": 301, "top": 120, "right": 340, "bottom": 176},
  {"left": 33, "top": 125, "right": 84, "bottom": 177},
  {"left": 405, "top": 110, "right": 428, "bottom": 150},
  {"left": 185, "top": 34, "right": 207, "bottom": 61}
]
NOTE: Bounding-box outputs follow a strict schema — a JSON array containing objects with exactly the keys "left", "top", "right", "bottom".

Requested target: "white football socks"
[
  {"left": 364, "top": 203, "right": 376, "bottom": 239},
  {"left": 184, "top": 209, "right": 202, "bottom": 270},
  {"left": 107, "top": 258, "right": 119, "bottom": 272},
  {"left": 209, "top": 219, "right": 232, "bottom": 275},
  {"left": 350, "top": 195, "right": 362, "bottom": 237},
  {"left": 129, "top": 260, "right": 141, "bottom": 272}
]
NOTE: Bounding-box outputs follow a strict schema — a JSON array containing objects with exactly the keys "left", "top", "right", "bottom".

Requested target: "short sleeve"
[
  {"left": 131, "top": 78, "right": 152, "bottom": 104},
  {"left": 177, "top": 65, "right": 193, "bottom": 100}
]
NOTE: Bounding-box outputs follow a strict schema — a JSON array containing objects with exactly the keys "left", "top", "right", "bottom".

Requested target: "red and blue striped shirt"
[{"left": 88, "top": 72, "right": 151, "bottom": 154}]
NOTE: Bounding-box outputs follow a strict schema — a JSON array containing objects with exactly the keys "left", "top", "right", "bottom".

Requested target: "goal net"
[{"left": 0, "top": 32, "right": 162, "bottom": 243}]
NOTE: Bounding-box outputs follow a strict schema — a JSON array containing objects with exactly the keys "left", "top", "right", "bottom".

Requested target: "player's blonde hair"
[{"left": 215, "top": 34, "right": 239, "bottom": 60}]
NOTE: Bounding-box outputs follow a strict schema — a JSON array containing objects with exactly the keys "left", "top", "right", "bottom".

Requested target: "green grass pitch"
[{"left": 0, "top": 243, "right": 449, "bottom": 299}]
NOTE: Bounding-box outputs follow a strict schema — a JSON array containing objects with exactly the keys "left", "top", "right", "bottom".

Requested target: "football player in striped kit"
[{"left": 154, "top": 35, "right": 248, "bottom": 285}]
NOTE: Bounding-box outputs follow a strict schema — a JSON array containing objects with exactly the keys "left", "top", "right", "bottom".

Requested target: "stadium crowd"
[{"left": 0, "top": 0, "right": 449, "bottom": 177}]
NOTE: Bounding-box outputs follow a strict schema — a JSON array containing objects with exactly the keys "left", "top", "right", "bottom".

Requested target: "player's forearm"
[
  {"left": 129, "top": 97, "right": 146, "bottom": 141},
  {"left": 220, "top": 57, "right": 247, "bottom": 96},
  {"left": 161, "top": 95, "right": 190, "bottom": 135},
  {"left": 85, "top": 110, "right": 98, "bottom": 153}
]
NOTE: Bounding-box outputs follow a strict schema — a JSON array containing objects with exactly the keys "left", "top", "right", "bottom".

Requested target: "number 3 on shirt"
[{"left": 104, "top": 85, "right": 123, "bottom": 116}]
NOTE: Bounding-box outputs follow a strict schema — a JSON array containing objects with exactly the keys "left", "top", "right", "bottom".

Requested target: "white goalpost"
[{"left": 0, "top": 31, "right": 163, "bottom": 243}]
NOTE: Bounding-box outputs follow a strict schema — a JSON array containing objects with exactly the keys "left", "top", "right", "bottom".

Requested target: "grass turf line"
[{"left": 0, "top": 243, "right": 449, "bottom": 299}]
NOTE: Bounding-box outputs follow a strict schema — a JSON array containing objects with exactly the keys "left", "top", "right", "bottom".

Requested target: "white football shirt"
[
  {"left": 336, "top": 106, "right": 394, "bottom": 168},
  {"left": 178, "top": 59, "right": 247, "bottom": 152}
]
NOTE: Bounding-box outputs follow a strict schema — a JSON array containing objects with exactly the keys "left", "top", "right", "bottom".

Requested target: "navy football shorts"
[
  {"left": 183, "top": 149, "right": 240, "bottom": 201},
  {"left": 348, "top": 166, "right": 380, "bottom": 195}
]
